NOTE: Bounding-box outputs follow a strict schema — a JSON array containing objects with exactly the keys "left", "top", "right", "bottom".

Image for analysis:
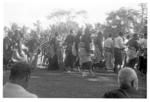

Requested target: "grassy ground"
[{"left": 3, "top": 68, "right": 146, "bottom": 98}]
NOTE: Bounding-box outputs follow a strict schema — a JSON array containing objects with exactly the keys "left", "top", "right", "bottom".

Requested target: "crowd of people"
[
  {"left": 3, "top": 26, "right": 147, "bottom": 98},
  {"left": 3, "top": 27, "right": 147, "bottom": 76},
  {"left": 39, "top": 29, "right": 147, "bottom": 77}
]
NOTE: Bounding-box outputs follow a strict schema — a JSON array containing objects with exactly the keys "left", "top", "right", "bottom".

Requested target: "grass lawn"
[{"left": 3, "top": 69, "right": 146, "bottom": 98}]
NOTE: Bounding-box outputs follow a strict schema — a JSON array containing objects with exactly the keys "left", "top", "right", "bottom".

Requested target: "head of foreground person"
[{"left": 103, "top": 67, "right": 139, "bottom": 98}]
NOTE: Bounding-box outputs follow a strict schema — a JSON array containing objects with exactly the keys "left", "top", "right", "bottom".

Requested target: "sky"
[{"left": 4, "top": 0, "right": 147, "bottom": 29}]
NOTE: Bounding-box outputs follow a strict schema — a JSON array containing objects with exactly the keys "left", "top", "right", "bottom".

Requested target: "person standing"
[
  {"left": 94, "top": 31, "right": 103, "bottom": 60},
  {"left": 31, "top": 48, "right": 40, "bottom": 69},
  {"left": 93, "top": 44, "right": 101, "bottom": 63},
  {"left": 114, "top": 32, "right": 125, "bottom": 72},
  {"left": 64, "top": 30, "right": 75, "bottom": 72},
  {"left": 125, "top": 34, "right": 139, "bottom": 69},
  {"left": 48, "top": 32, "right": 59, "bottom": 70},
  {"left": 74, "top": 30, "right": 82, "bottom": 69},
  {"left": 79, "top": 29, "right": 94, "bottom": 77},
  {"left": 3, "top": 31, "right": 14, "bottom": 70},
  {"left": 104, "top": 34, "right": 114, "bottom": 70},
  {"left": 138, "top": 33, "right": 147, "bottom": 74},
  {"left": 57, "top": 41, "right": 64, "bottom": 71}
]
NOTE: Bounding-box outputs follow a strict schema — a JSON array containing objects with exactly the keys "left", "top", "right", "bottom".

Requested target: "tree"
[
  {"left": 23, "top": 29, "right": 39, "bottom": 58},
  {"left": 47, "top": 9, "right": 86, "bottom": 38},
  {"left": 103, "top": 7, "right": 143, "bottom": 37},
  {"left": 138, "top": 3, "right": 147, "bottom": 34},
  {"left": 94, "top": 23, "right": 106, "bottom": 33},
  {"left": 50, "top": 21, "right": 79, "bottom": 38}
]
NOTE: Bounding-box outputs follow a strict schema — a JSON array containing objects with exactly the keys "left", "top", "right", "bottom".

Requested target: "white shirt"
[
  {"left": 114, "top": 36, "right": 124, "bottom": 49},
  {"left": 3, "top": 82, "right": 38, "bottom": 98},
  {"left": 104, "top": 38, "right": 113, "bottom": 48}
]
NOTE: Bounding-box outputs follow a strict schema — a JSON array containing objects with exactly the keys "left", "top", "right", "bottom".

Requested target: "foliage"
[
  {"left": 50, "top": 21, "right": 79, "bottom": 36},
  {"left": 3, "top": 3, "right": 147, "bottom": 61},
  {"left": 103, "top": 4, "right": 147, "bottom": 37},
  {"left": 24, "top": 30, "right": 40, "bottom": 53},
  {"left": 47, "top": 9, "right": 87, "bottom": 38}
]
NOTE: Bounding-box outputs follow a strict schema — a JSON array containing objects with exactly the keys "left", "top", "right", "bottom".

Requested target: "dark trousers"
[
  {"left": 139, "top": 56, "right": 147, "bottom": 74},
  {"left": 65, "top": 50, "right": 75, "bottom": 69},
  {"left": 114, "top": 48, "right": 122, "bottom": 72},
  {"left": 81, "top": 61, "right": 92, "bottom": 70},
  {"left": 48, "top": 55, "right": 59, "bottom": 70},
  {"left": 114, "top": 48, "right": 122, "bottom": 65},
  {"left": 125, "top": 58, "right": 137, "bottom": 69}
]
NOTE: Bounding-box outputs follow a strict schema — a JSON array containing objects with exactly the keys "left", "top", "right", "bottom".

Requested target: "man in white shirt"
[
  {"left": 3, "top": 62, "right": 38, "bottom": 98},
  {"left": 114, "top": 32, "right": 125, "bottom": 73},
  {"left": 104, "top": 34, "right": 114, "bottom": 70}
]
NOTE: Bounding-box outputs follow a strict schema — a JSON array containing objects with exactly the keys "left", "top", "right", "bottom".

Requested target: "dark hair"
[
  {"left": 9, "top": 62, "right": 31, "bottom": 81},
  {"left": 119, "top": 32, "right": 123, "bottom": 36}
]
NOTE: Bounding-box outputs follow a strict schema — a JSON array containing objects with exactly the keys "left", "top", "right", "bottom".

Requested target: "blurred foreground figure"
[
  {"left": 103, "top": 67, "right": 139, "bottom": 98},
  {"left": 3, "top": 62, "right": 38, "bottom": 98}
]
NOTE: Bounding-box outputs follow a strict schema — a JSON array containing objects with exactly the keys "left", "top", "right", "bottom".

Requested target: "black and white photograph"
[{"left": 2, "top": 0, "right": 148, "bottom": 100}]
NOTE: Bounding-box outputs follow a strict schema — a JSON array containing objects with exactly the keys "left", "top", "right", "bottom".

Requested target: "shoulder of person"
[
  {"left": 103, "top": 89, "right": 128, "bottom": 98},
  {"left": 28, "top": 93, "right": 38, "bottom": 98},
  {"left": 4, "top": 83, "right": 38, "bottom": 98},
  {"left": 18, "top": 92, "right": 38, "bottom": 98},
  {"left": 20, "top": 88, "right": 38, "bottom": 98}
]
